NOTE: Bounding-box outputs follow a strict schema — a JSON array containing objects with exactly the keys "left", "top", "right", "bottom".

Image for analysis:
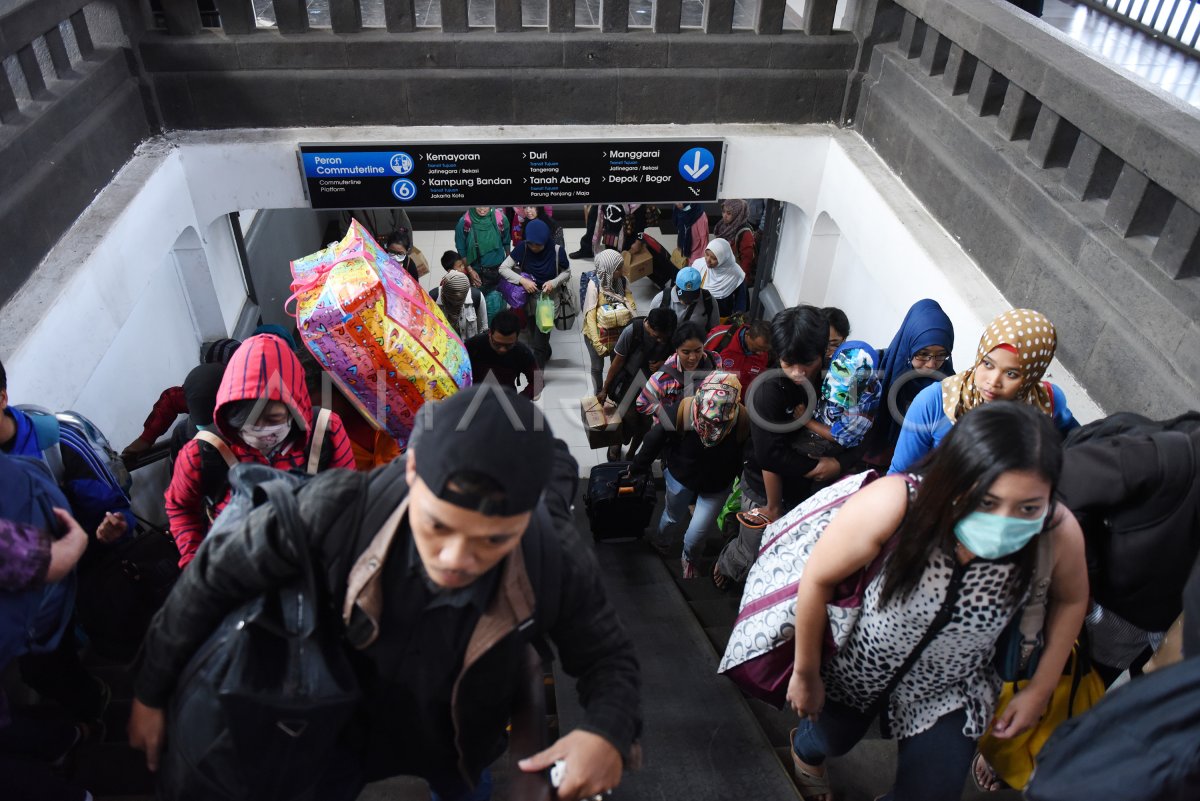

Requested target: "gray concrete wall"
[
  {"left": 0, "top": 0, "right": 151, "bottom": 308},
  {"left": 136, "top": 31, "right": 858, "bottom": 128},
  {"left": 850, "top": 0, "right": 1200, "bottom": 417}
]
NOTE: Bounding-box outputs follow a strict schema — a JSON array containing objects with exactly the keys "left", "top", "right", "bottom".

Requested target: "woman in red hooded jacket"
[{"left": 164, "top": 334, "right": 356, "bottom": 568}]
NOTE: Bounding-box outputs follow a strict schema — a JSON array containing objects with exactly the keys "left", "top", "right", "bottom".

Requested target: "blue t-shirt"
[{"left": 888, "top": 381, "right": 1079, "bottom": 474}]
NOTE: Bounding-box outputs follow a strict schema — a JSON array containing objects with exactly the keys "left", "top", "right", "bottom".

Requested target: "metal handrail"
[{"left": 1074, "top": 0, "right": 1200, "bottom": 58}]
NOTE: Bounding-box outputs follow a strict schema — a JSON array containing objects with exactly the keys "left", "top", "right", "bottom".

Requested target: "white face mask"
[{"left": 240, "top": 421, "right": 291, "bottom": 452}]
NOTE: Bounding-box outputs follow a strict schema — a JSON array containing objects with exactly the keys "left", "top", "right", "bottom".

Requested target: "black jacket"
[
  {"left": 741, "top": 376, "right": 818, "bottom": 503},
  {"left": 633, "top": 400, "right": 749, "bottom": 494},
  {"left": 1058, "top": 418, "right": 1200, "bottom": 631},
  {"left": 136, "top": 442, "right": 641, "bottom": 785}
]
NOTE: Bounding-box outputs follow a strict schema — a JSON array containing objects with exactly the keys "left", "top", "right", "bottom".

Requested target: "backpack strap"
[
  {"left": 193, "top": 430, "right": 237, "bottom": 468},
  {"left": 735, "top": 406, "right": 751, "bottom": 444},
  {"left": 713, "top": 325, "right": 741, "bottom": 354},
  {"left": 1016, "top": 526, "right": 1056, "bottom": 669},
  {"left": 674, "top": 397, "right": 693, "bottom": 433},
  {"left": 27, "top": 412, "right": 65, "bottom": 485},
  {"left": 307, "top": 408, "right": 332, "bottom": 475}
]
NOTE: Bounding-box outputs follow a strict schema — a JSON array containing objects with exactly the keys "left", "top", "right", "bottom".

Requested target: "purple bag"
[
  {"left": 499, "top": 273, "right": 533, "bottom": 309},
  {"left": 718, "top": 472, "right": 911, "bottom": 708}
]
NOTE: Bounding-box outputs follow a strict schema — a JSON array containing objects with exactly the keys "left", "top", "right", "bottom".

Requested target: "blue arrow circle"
[
  {"left": 678, "top": 147, "right": 715, "bottom": 183},
  {"left": 389, "top": 152, "right": 414, "bottom": 175},
  {"left": 391, "top": 179, "right": 417, "bottom": 202}
]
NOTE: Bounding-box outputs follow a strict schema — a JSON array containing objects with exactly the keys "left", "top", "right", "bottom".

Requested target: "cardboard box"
[
  {"left": 580, "top": 395, "right": 623, "bottom": 449},
  {"left": 624, "top": 249, "right": 654, "bottom": 284}
]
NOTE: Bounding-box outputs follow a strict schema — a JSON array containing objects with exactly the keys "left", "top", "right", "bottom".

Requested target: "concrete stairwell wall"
[
  {"left": 849, "top": 0, "right": 1200, "bottom": 417},
  {"left": 0, "top": 0, "right": 151, "bottom": 309}
]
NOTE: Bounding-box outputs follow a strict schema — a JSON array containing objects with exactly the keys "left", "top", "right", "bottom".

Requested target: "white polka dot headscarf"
[{"left": 941, "top": 308, "right": 1058, "bottom": 422}]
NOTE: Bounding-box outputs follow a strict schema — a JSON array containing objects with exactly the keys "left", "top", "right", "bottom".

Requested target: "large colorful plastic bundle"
[{"left": 289, "top": 220, "right": 471, "bottom": 447}]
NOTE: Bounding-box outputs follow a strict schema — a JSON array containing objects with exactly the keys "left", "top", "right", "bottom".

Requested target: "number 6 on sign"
[{"left": 391, "top": 179, "right": 417, "bottom": 202}]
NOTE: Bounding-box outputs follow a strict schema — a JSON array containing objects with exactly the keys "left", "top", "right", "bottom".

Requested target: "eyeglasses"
[{"left": 911, "top": 350, "right": 949, "bottom": 367}]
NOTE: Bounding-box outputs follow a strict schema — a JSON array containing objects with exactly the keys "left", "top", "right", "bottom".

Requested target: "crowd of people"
[{"left": 1, "top": 198, "right": 1197, "bottom": 801}]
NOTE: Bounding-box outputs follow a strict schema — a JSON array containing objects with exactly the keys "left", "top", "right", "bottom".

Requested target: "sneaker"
[
  {"left": 681, "top": 558, "right": 700, "bottom": 579},
  {"left": 569, "top": 250, "right": 593, "bottom": 260}
]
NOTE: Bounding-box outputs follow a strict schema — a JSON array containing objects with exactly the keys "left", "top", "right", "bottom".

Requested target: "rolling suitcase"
[{"left": 584, "top": 461, "right": 657, "bottom": 541}]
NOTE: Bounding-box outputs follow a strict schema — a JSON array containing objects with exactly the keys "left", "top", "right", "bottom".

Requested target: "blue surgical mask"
[{"left": 954, "top": 511, "right": 1046, "bottom": 559}]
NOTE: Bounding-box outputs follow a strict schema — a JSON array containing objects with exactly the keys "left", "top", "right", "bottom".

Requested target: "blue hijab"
[
  {"left": 872, "top": 299, "right": 955, "bottom": 450},
  {"left": 516, "top": 219, "right": 561, "bottom": 284}
]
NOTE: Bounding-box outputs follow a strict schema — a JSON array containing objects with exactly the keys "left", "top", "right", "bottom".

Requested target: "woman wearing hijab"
[
  {"left": 712, "top": 199, "right": 757, "bottom": 280},
  {"left": 435, "top": 270, "right": 486, "bottom": 340},
  {"left": 889, "top": 308, "right": 1079, "bottom": 474},
  {"left": 581, "top": 250, "right": 636, "bottom": 392},
  {"left": 694, "top": 238, "right": 746, "bottom": 318},
  {"left": 499, "top": 218, "right": 571, "bottom": 368},
  {"left": 860, "top": 299, "right": 956, "bottom": 468},
  {"left": 673, "top": 203, "right": 710, "bottom": 264},
  {"left": 629, "top": 372, "right": 748, "bottom": 578}
]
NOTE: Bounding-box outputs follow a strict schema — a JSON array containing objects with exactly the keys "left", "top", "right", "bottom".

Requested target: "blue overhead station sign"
[{"left": 298, "top": 140, "right": 725, "bottom": 209}]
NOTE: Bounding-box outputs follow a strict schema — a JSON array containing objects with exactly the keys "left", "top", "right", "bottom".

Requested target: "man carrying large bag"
[{"left": 128, "top": 386, "right": 642, "bottom": 801}]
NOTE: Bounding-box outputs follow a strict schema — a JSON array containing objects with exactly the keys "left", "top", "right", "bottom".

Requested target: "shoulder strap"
[
  {"left": 735, "top": 406, "right": 751, "bottom": 444},
  {"left": 27, "top": 412, "right": 65, "bottom": 485},
  {"left": 714, "top": 325, "right": 740, "bottom": 353},
  {"left": 657, "top": 290, "right": 670, "bottom": 309},
  {"left": 1017, "top": 527, "right": 1056, "bottom": 663},
  {"left": 193, "top": 430, "right": 237, "bottom": 468},
  {"left": 495, "top": 208, "right": 506, "bottom": 228},
  {"left": 703, "top": 291, "right": 714, "bottom": 318},
  {"left": 675, "top": 398, "right": 692, "bottom": 433},
  {"left": 307, "top": 408, "right": 333, "bottom": 475}
]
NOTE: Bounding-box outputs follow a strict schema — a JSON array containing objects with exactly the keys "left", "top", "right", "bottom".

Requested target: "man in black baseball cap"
[{"left": 130, "top": 386, "right": 641, "bottom": 801}]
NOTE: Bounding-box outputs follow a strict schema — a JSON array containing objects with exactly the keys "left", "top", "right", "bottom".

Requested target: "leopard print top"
[{"left": 822, "top": 547, "right": 1024, "bottom": 739}]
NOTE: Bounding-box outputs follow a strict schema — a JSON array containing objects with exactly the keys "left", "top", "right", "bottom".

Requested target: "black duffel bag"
[{"left": 159, "top": 469, "right": 361, "bottom": 801}]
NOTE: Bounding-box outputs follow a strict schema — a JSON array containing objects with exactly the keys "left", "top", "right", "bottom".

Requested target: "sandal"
[
  {"left": 736, "top": 509, "right": 774, "bottom": 530},
  {"left": 712, "top": 563, "right": 731, "bottom": 590},
  {"left": 789, "top": 728, "right": 832, "bottom": 801},
  {"left": 971, "top": 752, "right": 1007, "bottom": 792}
]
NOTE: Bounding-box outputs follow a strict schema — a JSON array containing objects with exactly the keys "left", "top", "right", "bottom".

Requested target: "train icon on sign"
[
  {"left": 391, "top": 179, "right": 417, "bottom": 202},
  {"left": 389, "top": 152, "right": 414, "bottom": 175}
]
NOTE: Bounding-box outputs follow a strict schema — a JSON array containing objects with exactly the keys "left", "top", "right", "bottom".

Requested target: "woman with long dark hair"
[{"left": 785, "top": 402, "right": 1088, "bottom": 801}]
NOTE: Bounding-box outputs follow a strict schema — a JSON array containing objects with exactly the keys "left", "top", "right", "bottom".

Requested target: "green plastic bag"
[
  {"left": 717, "top": 477, "right": 742, "bottom": 534},
  {"left": 535, "top": 292, "right": 555, "bottom": 333}
]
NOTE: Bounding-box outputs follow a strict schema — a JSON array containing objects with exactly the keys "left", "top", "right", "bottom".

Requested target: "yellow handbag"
[{"left": 977, "top": 645, "right": 1105, "bottom": 790}]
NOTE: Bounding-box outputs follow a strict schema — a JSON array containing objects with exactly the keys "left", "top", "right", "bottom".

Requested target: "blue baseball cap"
[{"left": 675, "top": 267, "right": 703, "bottom": 302}]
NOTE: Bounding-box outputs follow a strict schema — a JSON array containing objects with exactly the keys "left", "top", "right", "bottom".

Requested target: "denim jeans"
[
  {"left": 585, "top": 336, "right": 609, "bottom": 394},
  {"left": 658, "top": 468, "right": 730, "bottom": 562},
  {"left": 791, "top": 701, "right": 975, "bottom": 801}
]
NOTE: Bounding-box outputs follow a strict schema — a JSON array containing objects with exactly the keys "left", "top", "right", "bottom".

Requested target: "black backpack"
[
  {"left": 160, "top": 465, "right": 362, "bottom": 801},
  {"left": 657, "top": 287, "right": 714, "bottom": 324},
  {"left": 1059, "top": 411, "right": 1200, "bottom": 631},
  {"left": 1026, "top": 657, "right": 1200, "bottom": 801}
]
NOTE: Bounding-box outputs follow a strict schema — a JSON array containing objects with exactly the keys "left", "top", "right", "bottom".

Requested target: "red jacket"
[
  {"left": 165, "top": 334, "right": 355, "bottom": 567},
  {"left": 137, "top": 386, "right": 187, "bottom": 444},
  {"left": 705, "top": 325, "right": 768, "bottom": 400}
]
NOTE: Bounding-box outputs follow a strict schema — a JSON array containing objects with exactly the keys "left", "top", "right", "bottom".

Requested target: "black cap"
[
  {"left": 411, "top": 386, "right": 555, "bottom": 516},
  {"left": 183, "top": 363, "right": 228, "bottom": 427}
]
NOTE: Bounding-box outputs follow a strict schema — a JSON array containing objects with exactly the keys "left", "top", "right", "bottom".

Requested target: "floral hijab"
[
  {"left": 941, "top": 308, "right": 1057, "bottom": 422},
  {"left": 692, "top": 372, "right": 742, "bottom": 447},
  {"left": 820, "top": 342, "right": 882, "bottom": 448}
]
